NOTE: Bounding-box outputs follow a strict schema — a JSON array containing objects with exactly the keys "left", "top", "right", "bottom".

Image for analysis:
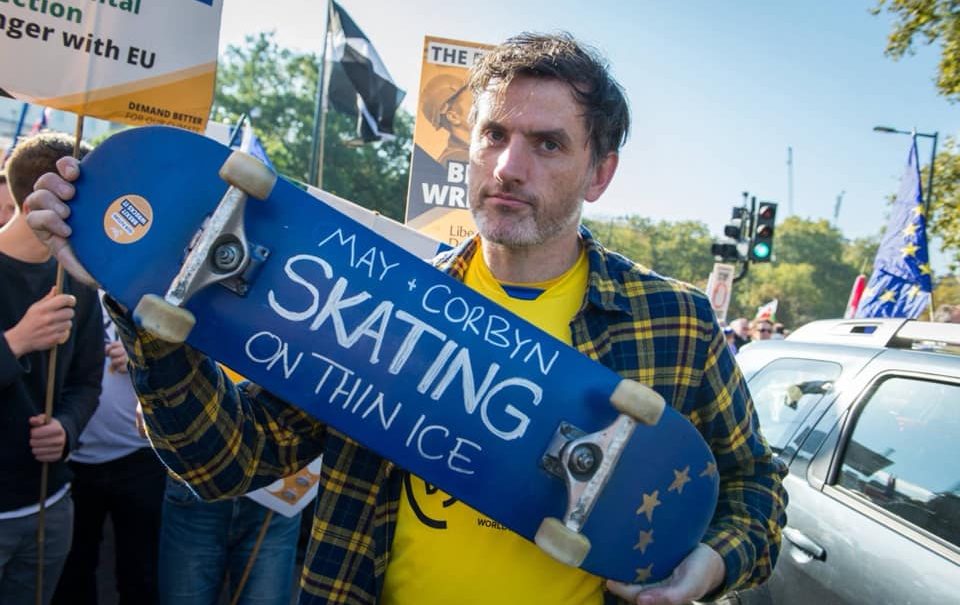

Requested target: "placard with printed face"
[{"left": 404, "top": 36, "right": 492, "bottom": 247}]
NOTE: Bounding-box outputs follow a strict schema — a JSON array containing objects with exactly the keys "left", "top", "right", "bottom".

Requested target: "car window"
[
  {"left": 746, "top": 358, "right": 842, "bottom": 451},
  {"left": 837, "top": 376, "right": 960, "bottom": 548}
]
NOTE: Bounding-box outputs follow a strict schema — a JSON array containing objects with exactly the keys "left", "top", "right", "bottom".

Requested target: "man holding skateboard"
[{"left": 27, "top": 33, "right": 786, "bottom": 605}]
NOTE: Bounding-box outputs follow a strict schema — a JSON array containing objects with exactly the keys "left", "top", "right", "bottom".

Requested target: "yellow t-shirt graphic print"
[{"left": 382, "top": 246, "right": 602, "bottom": 605}]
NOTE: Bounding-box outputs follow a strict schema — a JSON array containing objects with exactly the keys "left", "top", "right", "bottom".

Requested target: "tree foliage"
[
  {"left": 585, "top": 215, "right": 874, "bottom": 328},
  {"left": 728, "top": 217, "right": 861, "bottom": 327},
  {"left": 926, "top": 137, "right": 960, "bottom": 269},
  {"left": 583, "top": 216, "right": 714, "bottom": 286},
  {"left": 874, "top": 0, "right": 960, "bottom": 101},
  {"left": 211, "top": 32, "right": 412, "bottom": 221}
]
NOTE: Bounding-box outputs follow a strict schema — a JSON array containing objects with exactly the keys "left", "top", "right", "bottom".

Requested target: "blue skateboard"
[{"left": 64, "top": 126, "right": 718, "bottom": 583}]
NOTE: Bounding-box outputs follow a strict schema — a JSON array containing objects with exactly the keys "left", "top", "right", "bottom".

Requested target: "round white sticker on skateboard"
[{"left": 103, "top": 195, "right": 153, "bottom": 244}]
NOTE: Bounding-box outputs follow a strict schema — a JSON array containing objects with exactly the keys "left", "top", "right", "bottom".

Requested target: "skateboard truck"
[
  {"left": 134, "top": 152, "right": 278, "bottom": 343},
  {"left": 535, "top": 381, "right": 665, "bottom": 569}
]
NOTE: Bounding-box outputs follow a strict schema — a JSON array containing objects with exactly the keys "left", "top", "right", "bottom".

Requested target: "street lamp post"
[{"left": 873, "top": 125, "right": 939, "bottom": 219}]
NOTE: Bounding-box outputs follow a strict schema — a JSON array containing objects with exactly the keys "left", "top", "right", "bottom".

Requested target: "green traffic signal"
[{"left": 752, "top": 241, "right": 771, "bottom": 260}]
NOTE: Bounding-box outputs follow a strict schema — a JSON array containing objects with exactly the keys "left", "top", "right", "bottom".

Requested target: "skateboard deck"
[{"left": 64, "top": 126, "right": 719, "bottom": 583}]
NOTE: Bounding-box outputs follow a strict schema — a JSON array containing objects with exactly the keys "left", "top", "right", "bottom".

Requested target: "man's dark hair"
[
  {"left": 5, "top": 132, "right": 91, "bottom": 208},
  {"left": 468, "top": 32, "right": 630, "bottom": 164}
]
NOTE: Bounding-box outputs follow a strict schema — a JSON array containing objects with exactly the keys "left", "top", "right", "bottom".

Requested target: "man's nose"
[{"left": 493, "top": 139, "right": 529, "bottom": 185}]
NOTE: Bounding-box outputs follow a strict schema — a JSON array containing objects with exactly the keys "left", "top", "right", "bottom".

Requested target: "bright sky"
[{"left": 218, "top": 0, "right": 957, "bottom": 271}]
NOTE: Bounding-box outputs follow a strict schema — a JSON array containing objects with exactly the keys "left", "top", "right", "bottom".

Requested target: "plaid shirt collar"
[{"left": 436, "top": 225, "right": 634, "bottom": 315}]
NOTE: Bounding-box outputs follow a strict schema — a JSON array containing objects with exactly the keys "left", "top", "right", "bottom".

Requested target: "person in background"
[
  {"left": 728, "top": 317, "right": 751, "bottom": 349},
  {"left": 0, "top": 132, "right": 102, "bottom": 605},
  {"left": 0, "top": 171, "right": 17, "bottom": 228},
  {"left": 723, "top": 326, "right": 739, "bottom": 354},
  {"left": 52, "top": 293, "right": 167, "bottom": 605},
  {"left": 750, "top": 319, "right": 774, "bottom": 341},
  {"left": 26, "top": 33, "right": 787, "bottom": 605},
  {"left": 933, "top": 303, "right": 960, "bottom": 323}
]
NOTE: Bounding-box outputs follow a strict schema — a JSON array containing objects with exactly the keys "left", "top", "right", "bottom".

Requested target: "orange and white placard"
[
  {"left": 404, "top": 36, "right": 491, "bottom": 247},
  {"left": 0, "top": 0, "right": 223, "bottom": 132}
]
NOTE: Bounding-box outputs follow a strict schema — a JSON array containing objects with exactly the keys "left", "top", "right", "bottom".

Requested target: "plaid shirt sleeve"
[
  {"left": 578, "top": 232, "right": 787, "bottom": 599},
  {"left": 695, "top": 314, "right": 788, "bottom": 596},
  {"left": 105, "top": 297, "right": 326, "bottom": 499}
]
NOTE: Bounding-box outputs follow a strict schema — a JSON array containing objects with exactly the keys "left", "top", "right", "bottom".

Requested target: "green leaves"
[
  {"left": 875, "top": 0, "right": 960, "bottom": 102},
  {"left": 211, "top": 32, "right": 413, "bottom": 221}
]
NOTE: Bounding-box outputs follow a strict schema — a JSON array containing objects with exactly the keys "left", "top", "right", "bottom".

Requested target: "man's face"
[
  {"left": 444, "top": 88, "right": 474, "bottom": 144},
  {"left": 753, "top": 321, "right": 773, "bottom": 340},
  {"left": 0, "top": 183, "right": 15, "bottom": 228},
  {"left": 467, "top": 76, "right": 614, "bottom": 248}
]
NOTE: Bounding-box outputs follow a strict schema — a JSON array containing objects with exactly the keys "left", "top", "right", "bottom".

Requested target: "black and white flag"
[{"left": 327, "top": 1, "right": 406, "bottom": 142}]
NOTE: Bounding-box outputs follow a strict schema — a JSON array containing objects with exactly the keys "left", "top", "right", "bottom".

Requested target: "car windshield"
[{"left": 746, "top": 358, "right": 843, "bottom": 452}]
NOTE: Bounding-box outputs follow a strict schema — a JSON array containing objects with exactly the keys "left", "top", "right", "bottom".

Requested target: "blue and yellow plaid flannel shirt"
[{"left": 110, "top": 227, "right": 786, "bottom": 604}]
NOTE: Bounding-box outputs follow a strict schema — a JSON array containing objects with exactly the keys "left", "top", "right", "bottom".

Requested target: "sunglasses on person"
[{"left": 756, "top": 328, "right": 772, "bottom": 334}]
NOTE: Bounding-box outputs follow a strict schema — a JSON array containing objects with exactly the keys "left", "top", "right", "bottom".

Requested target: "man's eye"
[
  {"left": 541, "top": 139, "right": 560, "bottom": 152},
  {"left": 487, "top": 130, "right": 505, "bottom": 142}
]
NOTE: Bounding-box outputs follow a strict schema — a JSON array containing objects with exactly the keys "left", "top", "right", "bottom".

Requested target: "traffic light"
[
  {"left": 750, "top": 202, "right": 777, "bottom": 262},
  {"left": 711, "top": 206, "right": 749, "bottom": 262},
  {"left": 710, "top": 241, "right": 739, "bottom": 262},
  {"left": 724, "top": 206, "right": 749, "bottom": 241}
]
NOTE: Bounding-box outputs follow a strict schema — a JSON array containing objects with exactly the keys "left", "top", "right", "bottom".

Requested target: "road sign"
[{"left": 706, "top": 263, "right": 736, "bottom": 323}]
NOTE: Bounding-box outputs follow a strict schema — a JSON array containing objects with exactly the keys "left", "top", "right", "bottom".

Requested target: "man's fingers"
[
  {"left": 33, "top": 447, "right": 64, "bottom": 462},
  {"left": 48, "top": 294, "right": 77, "bottom": 310},
  {"left": 25, "top": 205, "right": 72, "bottom": 240},
  {"left": 606, "top": 579, "right": 677, "bottom": 605},
  {"left": 28, "top": 414, "right": 48, "bottom": 426},
  {"left": 33, "top": 167, "right": 76, "bottom": 199},
  {"left": 55, "top": 155, "right": 81, "bottom": 181}
]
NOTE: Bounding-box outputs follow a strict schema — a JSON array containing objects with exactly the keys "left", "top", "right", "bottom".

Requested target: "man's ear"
[{"left": 584, "top": 152, "right": 618, "bottom": 203}]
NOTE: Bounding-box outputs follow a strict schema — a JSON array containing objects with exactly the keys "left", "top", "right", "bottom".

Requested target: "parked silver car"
[{"left": 725, "top": 318, "right": 959, "bottom": 605}]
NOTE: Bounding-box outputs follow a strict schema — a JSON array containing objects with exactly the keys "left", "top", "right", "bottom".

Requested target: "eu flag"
[{"left": 855, "top": 138, "right": 933, "bottom": 318}]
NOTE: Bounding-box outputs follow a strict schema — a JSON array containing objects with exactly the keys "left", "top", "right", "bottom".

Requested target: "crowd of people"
[
  {"left": 722, "top": 316, "right": 789, "bottom": 355},
  {"left": 5, "top": 30, "right": 799, "bottom": 605}
]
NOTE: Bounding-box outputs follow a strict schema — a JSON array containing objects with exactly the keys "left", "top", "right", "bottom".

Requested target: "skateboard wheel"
[
  {"left": 611, "top": 380, "right": 665, "bottom": 425},
  {"left": 134, "top": 294, "right": 196, "bottom": 343},
  {"left": 535, "top": 517, "right": 591, "bottom": 567},
  {"left": 219, "top": 151, "right": 277, "bottom": 200}
]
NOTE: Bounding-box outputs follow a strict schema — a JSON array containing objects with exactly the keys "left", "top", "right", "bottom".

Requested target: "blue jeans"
[
  {"left": 0, "top": 494, "right": 73, "bottom": 605},
  {"left": 159, "top": 477, "right": 300, "bottom": 605}
]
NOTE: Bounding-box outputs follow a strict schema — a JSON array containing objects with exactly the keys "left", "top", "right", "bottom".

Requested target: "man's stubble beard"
[{"left": 468, "top": 183, "right": 584, "bottom": 248}]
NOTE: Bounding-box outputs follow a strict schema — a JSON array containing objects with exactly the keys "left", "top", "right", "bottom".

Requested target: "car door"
[{"left": 771, "top": 361, "right": 960, "bottom": 605}]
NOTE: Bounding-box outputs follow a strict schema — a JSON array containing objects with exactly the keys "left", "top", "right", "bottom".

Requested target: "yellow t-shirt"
[{"left": 382, "top": 247, "right": 603, "bottom": 605}]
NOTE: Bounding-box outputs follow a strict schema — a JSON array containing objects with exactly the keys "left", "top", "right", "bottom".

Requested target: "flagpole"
[
  {"left": 35, "top": 112, "right": 84, "bottom": 605},
  {"left": 309, "top": 0, "right": 334, "bottom": 188},
  {"left": 2, "top": 103, "right": 30, "bottom": 167},
  {"left": 922, "top": 130, "right": 938, "bottom": 222},
  {"left": 918, "top": 131, "right": 938, "bottom": 320}
]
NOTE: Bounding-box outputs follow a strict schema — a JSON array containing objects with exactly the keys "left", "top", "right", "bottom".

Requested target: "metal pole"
[
  {"left": 308, "top": 0, "right": 333, "bottom": 187},
  {"left": 924, "top": 131, "right": 938, "bottom": 220},
  {"left": 786, "top": 146, "right": 794, "bottom": 216},
  {"left": 923, "top": 131, "right": 938, "bottom": 320}
]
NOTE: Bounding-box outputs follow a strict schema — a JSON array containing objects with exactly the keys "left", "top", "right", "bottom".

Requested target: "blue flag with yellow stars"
[{"left": 855, "top": 139, "right": 933, "bottom": 318}]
